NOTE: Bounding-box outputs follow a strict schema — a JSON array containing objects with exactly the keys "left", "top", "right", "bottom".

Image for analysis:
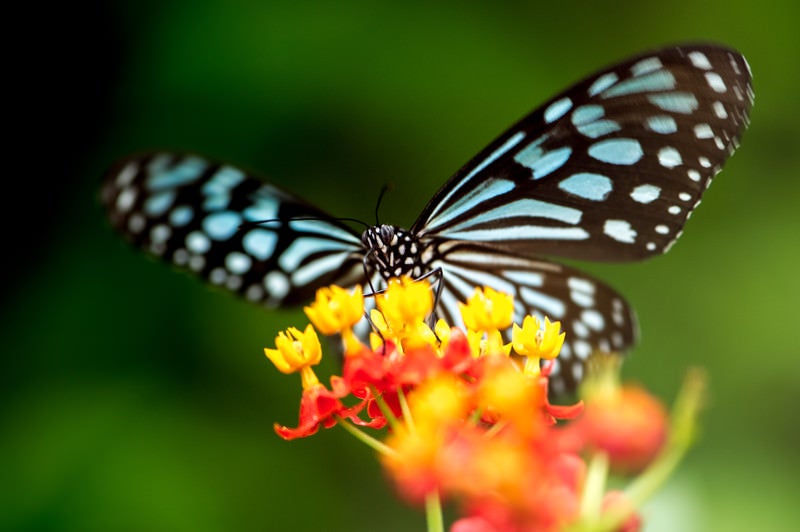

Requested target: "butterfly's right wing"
[
  {"left": 101, "top": 152, "right": 367, "bottom": 306},
  {"left": 413, "top": 45, "right": 753, "bottom": 262}
]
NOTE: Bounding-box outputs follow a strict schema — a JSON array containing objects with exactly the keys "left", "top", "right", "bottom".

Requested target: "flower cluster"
[{"left": 264, "top": 277, "right": 705, "bottom": 532}]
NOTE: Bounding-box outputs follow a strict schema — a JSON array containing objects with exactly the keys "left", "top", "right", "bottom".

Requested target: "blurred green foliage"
[{"left": 3, "top": 1, "right": 799, "bottom": 530}]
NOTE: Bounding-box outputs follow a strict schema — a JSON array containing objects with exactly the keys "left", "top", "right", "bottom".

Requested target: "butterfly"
[{"left": 101, "top": 44, "right": 753, "bottom": 395}]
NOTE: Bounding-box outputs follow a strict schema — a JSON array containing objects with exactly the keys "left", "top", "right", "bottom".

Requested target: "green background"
[{"left": 4, "top": 1, "right": 798, "bottom": 530}]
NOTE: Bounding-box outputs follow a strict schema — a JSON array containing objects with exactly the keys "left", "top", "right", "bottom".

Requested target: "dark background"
[{"left": 3, "top": 1, "right": 798, "bottom": 530}]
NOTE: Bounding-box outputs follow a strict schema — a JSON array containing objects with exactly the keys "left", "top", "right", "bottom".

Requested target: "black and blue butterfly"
[{"left": 102, "top": 44, "right": 753, "bottom": 394}]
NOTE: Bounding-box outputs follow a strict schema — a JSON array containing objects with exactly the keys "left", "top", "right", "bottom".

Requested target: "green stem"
[
  {"left": 397, "top": 387, "right": 415, "bottom": 432},
  {"left": 371, "top": 385, "right": 401, "bottom": 431},
  {"left": 425, "top": 490, "right": 444, "bottom": 532},
  {"left": 337, "top": 418, "right": 396, "bottom": 457},
  {"left": 579, "top": 451, "right": 609, "bottom": 525}
]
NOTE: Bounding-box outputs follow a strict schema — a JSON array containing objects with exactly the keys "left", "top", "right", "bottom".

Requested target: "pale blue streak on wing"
[
  {"left": 443, "top": 225, "right": 590, "bottom": 242},
  {"left": 519, "top": 286, "right": 566, "bottom": 319},
  {"left": 440, "top": 262, "right": 516, "bottom": 296},
  {"left": 514, "top": 136, "right": 572, "bottom": 179},
  {"left": 576, "top": 120, "right": 621, "bottom": 139},
  {"left": 148, "top": 156, "right": 205, "bottom": 190},
  {"left": 202, "top": 166, "right": 245, "bottom": 196},
  {"left": 444, "top": 198, "right": 582, "bottom": 233},
  {"left": 291, "top": 251, "right": 354, "bottom": 286},
  {"left": 601, "top": 70, "right": 676, "bottom": 98},
  {"left": 503, "top": 270, "right": 545, "bottom": 287},
  {"left": 587, "top": 72, "right": 619, "bottom": 97},
  {"left": 571, "top": 105, "right": 605, "bottom": 125},
  {"left": 288, "top": 219, "right": 361, "bottom": 243},
  {"left": 278, "top": 237, "right": 358, "bottom": 271},
  {"left": 428, "top": 131, "right": 527, "bottom": 220},
  {"left": 426, "top": 178, "right": 515, "bottom": 231},
  {"left": 144, "top": 190, "right": 176, "bottom": 217},
  {"left": 646, "top": 115, "right": 678, "bottom": 134},
  {"left": 647, "top": 92, "right": 699, "bottom": 114}
]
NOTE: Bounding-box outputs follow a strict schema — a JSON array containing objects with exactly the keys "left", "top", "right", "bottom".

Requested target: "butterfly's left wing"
[
  {"left": 412, "top": 44, "right": 753, "bottom": 262},
  {"left": 424, "top": 240, "right": 636, "bottom": 395},
  {"left": 101, "top": 152, "right": 367, "bottom": 306}
]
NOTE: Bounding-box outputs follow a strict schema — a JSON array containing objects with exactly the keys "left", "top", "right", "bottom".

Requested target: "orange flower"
[{"left": 577, "top": 384, "right": 668, "bottom": 474}]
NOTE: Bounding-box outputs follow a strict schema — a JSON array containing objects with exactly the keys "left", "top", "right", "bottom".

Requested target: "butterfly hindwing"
[
  {"left": 425, "top": 240, "right": 637, "bottom": 395},
  {"left": 101, "top": 153, "right": 366, "bottom": 306},
  {"left": 414, "top": 45, "right": 753, "bottom": 262}
]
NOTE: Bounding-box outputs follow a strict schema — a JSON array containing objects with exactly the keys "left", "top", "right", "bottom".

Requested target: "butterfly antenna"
[
  {"left": 239, "top": 216, "right": 370, "bottom": 231},
  {"left": 374, "top": 183, "right": 394, "bottom": 225}
]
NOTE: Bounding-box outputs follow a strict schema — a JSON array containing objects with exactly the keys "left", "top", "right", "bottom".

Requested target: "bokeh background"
[{"left": 4, "top": 1, "right": 799, "bottom": 530}]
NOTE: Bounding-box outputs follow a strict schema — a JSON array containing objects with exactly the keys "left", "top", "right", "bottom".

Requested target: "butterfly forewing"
[
  {"left": 101, "top": 153, "right": 366, "bottom": 306},
  {"left": 414, "top": 45, "right": 753, "bottom": 262}
]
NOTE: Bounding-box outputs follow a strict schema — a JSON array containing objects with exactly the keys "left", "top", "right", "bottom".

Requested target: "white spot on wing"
[
  {"left": 604, "top": 219, "right": 637, "bottom": 243},
  {"left": 630, "top": 184, "right": 661, "bottom": 204},
  {"left": 581, "top": 309, "right": 605, "bottom": 331},
  {"left": 203, "top": 211, "right": 242, "bottom": 240},
  {"left": 243, "top": 229, "right": 277, "bottom": 260},
  {"left": 558, "top": 173, "right": 613, "bottom": 201},
  {"left": 658, "top": 147, "right": 683, "bottom": 168},
  {"left": 705, "top": 72, "right": 727, "bottom": 93},
  {"left": 264, "top": 271, "right": 290, "bottom": 299},
  {"left": 688, "top": 51, "right": 712, "bottom": 70},
  {"left": 186, "top": 231, "right": 211, "bottom": 254},
  {"left": 226, "top": 251, "right": 252, "bottom": 274},
  {"left": 694, "top": 124, "right": 714, "bottom": 139},
  {"left": 116, "top": 188, "right": 137, "bottom": 212},
  {"left": 169, "top": 205, "right": 193, "bottom": 227},
  {"left": 588, "top": 138, "right": 643, "bottom": 165}
]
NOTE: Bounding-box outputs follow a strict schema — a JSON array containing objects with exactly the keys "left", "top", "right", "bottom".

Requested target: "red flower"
[{"left": 274, "top": 378, "right": 378, "bottom": 440}]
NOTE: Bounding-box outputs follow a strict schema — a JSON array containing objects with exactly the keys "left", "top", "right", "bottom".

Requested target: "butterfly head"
[{"left": 361, "top": 225, "right": 425, "bottom": 280}]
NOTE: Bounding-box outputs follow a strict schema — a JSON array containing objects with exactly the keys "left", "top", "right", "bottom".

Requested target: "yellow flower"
[
  {"left": 375, "top": 276, "right": 434, "bottom": 329},
  {"left": 304, "top": 285, "right": 364, "bottom": 335},
  {"left": 458, "top": 287, "right": 514, "bottom": 332},
  {"left": 264, "top": 324, "right": 322, "bottom": 389},
  {"left": 512, "top": 316, "right": 565, "bottom": 376}
]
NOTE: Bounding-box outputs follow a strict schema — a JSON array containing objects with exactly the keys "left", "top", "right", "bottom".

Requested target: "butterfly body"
[
  {"left": 103, "top": 44, "right": 753, "bottom": 394},
  {"left": 361, "top": 225, "right": 428, "bottom": 281}
]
